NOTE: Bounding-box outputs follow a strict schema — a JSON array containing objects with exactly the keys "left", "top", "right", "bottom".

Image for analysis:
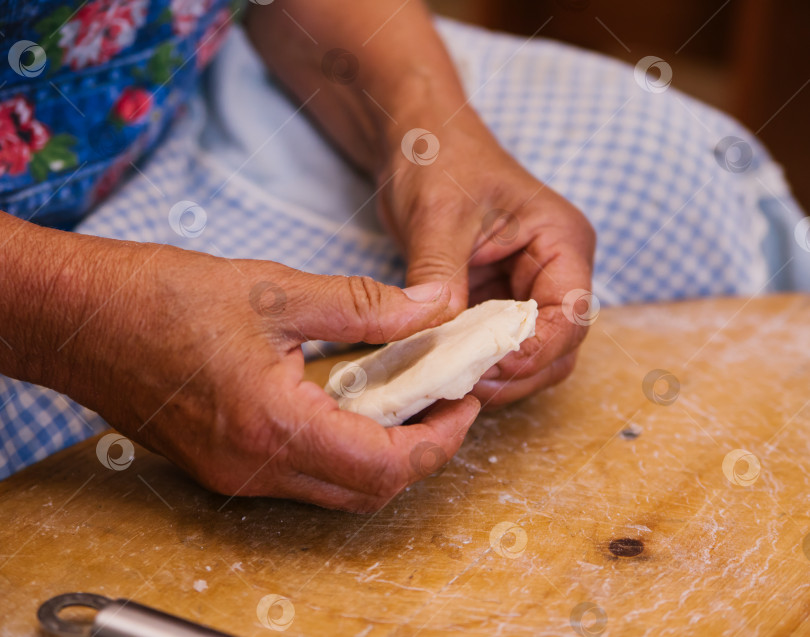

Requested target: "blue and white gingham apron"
[{"left": 2, "top": 19, "right": 807, "bottom": 479}]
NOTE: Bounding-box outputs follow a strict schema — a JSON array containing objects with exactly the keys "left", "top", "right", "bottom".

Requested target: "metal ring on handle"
[{"left": 37, "top": 593, "right": 111, "bottom": 636}]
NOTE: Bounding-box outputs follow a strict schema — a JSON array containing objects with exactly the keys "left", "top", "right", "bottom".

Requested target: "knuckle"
[
  {"left": 549, "top": 312, "right": 590, "bottom": 353},
  {"left": 515, "top": 335, "right": 544, "bottom": 363},
  {"left": 407, "top": 249, "right": 460, "bottom": 282},
  {"left": 344, "top": 275, "right": 384, "bottom": 341},
  {"left": 549, "top": 306, "right": 590, "bottom": 344},
  {"left": 409, "top": 188, "right": 456, "bottom": 218}
]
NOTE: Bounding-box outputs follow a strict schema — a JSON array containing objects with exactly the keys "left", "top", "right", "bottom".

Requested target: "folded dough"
[{"left": 326, "top": 299, "right": 539, "bottom": 426}]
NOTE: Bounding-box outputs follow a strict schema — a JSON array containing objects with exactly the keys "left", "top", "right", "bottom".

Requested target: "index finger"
[{"left": 495, "top": 231, "right": 595, "bottom": 383}]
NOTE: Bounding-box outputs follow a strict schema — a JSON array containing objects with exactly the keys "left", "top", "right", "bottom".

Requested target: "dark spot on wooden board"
[{"left": 609, "top": 538, "right": 644, "bottom": 557}]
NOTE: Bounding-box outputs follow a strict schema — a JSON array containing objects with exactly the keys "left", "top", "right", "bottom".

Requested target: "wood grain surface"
[{"left": 2, "top": 294, "right": 810, "bottom": 636}]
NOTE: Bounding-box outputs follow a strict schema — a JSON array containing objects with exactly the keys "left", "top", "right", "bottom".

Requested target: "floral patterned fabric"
[{"left": 0, "top": 0, "right": 237, "bottom": 229}]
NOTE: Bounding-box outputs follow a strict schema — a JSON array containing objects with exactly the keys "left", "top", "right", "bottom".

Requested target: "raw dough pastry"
[{"left": 326, "top": 299, "right": 539, "bottom": 426}]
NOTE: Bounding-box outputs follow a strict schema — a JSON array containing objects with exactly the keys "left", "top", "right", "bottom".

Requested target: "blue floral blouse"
[{"left": 0, "top": 0, "right": 237, "bottom": 229}]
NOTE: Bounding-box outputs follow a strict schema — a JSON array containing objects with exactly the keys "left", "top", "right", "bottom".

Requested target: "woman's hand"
[
  {"left": 246, "top": 0, "right": 595, "bottom": 410},
  {"left": 0, "top": 215, "right": 479, "bottom": 512},
  {"left": 91, "top": 249, "right": 481, "bottom": 512},
  {"left": 378, "top": 117, "right": 596, "bottom": 408}
]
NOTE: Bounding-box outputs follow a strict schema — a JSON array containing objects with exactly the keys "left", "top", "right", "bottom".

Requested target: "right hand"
[{"left": 61, "top": 243, "right": 480, "bottom": 512}]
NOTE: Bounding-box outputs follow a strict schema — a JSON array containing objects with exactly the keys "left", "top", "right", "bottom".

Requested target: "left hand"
[
  {"left": 377, "top": 117, "right": 597, "bottom": 408},
  {"left": 245, "top": 0, "right": 595, "bottom": 409}
]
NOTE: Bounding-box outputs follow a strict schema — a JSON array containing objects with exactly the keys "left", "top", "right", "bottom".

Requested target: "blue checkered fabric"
[
  {"left": 0, "top": 376, "right": 107, "bottom": 475},
  {"left": 2, "top": 18, "right": 806, "bottom": 479}
]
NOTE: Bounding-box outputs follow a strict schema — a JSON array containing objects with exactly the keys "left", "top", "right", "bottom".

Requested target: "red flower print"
[
  {"left": 112, "top": 87, "right": 153, "bottom": 124},
  {"left": 0, "top": 96, "right": 50, "bottom": 177},
  {"left": 58, "top": 0, "right": 148, "bottom": 70},
  {"left": 196, "top": 8, "right": 232, "bottom": 69},
  {"left": 170, "top": 0, "right": 213, "bottom": 37}
]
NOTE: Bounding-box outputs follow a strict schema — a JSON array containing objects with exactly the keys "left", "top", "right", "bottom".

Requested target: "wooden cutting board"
[{"left": 2, "top": 294, "right": 810, "bottom": 636}]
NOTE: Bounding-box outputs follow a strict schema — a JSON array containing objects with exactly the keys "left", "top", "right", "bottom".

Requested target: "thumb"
[
  {"left": 404, "top": 221, "right": 474, "bottom": 317},
  {"left": 286, "top": 275, "right": 451, "bottom": 344}
]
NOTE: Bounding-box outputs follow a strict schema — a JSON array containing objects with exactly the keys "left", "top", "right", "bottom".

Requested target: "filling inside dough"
[{"left": 325, "top": 299, "right": 539, "bottom": 426}]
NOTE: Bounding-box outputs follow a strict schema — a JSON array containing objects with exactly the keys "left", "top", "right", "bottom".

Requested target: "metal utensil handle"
[
  {"left": 38, "top": 593, "right": 238, "bottom": 637},
  {"left": 93, "top": 599, "right": 236, "bottom": 637},
  {"left": 38, "top": 593, "right": 111, "bottom": 636}
]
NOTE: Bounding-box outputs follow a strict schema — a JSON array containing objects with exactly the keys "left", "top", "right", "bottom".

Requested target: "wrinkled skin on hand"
[
  {"left": 379, "top": 120, "right": 597, "bottom": 408},
  {"left": 69, "top": 246, "right": 480, "bottom": 513}
]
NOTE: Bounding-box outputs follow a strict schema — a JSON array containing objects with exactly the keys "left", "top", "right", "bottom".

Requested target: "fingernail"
[
  {"left": 481, "top": 365, "right": 501, "bottom": 380},
  {"left": 403, "top": 281, "right": 444, "bottom": 302}
]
